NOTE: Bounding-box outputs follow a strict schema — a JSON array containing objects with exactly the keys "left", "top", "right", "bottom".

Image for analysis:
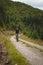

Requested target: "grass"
[
  {"left": 14, "top": 34, "right": 43, "bottom": 52},
  {"left": 20, "top": 34, "right": 43, "bottom": 46},
  {"left": 0, "top": 31, "right": 31, "bottom": 65},
  {"left": 22, "top": 42, "right": 43, "bottom": 52},
  {"left": 0, "top": 31, "right": 6, "bottom": 43},
  {"left": 5, "top": 38, "right": 31, "bottom": 65},
  {"left": 26, "top": 43, "right": 43, "bottom": 52}
]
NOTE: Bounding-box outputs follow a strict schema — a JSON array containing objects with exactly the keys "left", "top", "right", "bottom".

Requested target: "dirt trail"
[
  {"left": 10, "top": 36, "right": 43, "bottom": 65},
  {"left": 19, "top": 38, "right": 43, "bottom": 50}
]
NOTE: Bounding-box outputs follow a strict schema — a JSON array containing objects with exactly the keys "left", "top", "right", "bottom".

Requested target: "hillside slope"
[{"left": 0, "top": 0, "right": 43, "bottom": 39}]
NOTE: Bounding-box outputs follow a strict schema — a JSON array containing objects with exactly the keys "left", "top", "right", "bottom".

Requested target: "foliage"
[{"left": 0, "top": 0, "right": 43, "bottom": 40}]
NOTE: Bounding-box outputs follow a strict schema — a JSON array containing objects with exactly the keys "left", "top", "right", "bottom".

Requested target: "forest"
[{"left": 0, "top": 0, "right": 43, "bottom": 40}]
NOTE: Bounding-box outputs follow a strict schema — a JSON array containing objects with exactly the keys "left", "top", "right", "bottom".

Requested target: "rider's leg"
[{"left": 16, "top": 34, "right": 19, "bottom": 42}]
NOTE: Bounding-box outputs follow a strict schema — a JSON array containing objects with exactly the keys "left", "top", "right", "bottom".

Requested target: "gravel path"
[
  {"left": 10, "top": 36, "right": 43, "bottom": 65},
  {"left": 19, "top": 39, "right": 43, "bottom": 50}
]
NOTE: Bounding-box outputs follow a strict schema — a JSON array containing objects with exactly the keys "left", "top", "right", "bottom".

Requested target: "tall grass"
[
  {"left": 5, "top": 38, "right": 31, "bottom": 65},
  {"left": 20, "top": 34, "right": 43, "bottom": 46},
  {"left": 0, "top": 31, "right": 31, "bottom": 65}
]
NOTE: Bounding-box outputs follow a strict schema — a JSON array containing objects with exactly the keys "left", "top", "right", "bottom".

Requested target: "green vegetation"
[
  {"left": 22, "top": 42, "right": 43, "bottom": 52},
  {"left": 0, "top": 31, "right": 31, "bottom": 65},
  {"left": 20, "top": 34, "right": 43, "bottom": 46},
  {"left": 5, "top": 38, "right": 30, "bottom": 65},
  {"left": 0, "top": 0, "right": 43, "bottom": 40}
]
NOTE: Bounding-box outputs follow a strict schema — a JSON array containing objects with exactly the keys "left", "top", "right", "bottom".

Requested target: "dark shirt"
[{"left": 16, "top": 29, "right": 19, "bottom": 34}]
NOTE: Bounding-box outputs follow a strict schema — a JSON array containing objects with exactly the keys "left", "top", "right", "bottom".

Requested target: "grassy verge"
[
  {"left": 26, "top": 43, "right": 43, "bottom": 52},
  {"left": 0, "top": 31, "right": 31, "bottom": 65},
  {"left": 21, "top": 41, "right": 43, "bottom": 52},
  {"left": 20, "top": 34, "right": 43, "bottom": 46}
]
